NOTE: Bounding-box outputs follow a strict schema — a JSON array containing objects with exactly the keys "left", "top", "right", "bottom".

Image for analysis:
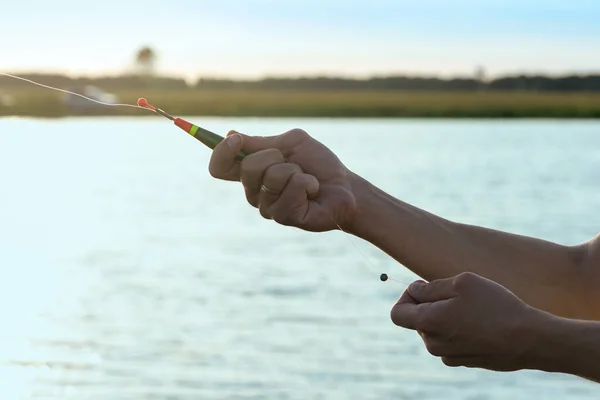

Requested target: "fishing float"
[{"left": 137, "top": 98, "right": 247, "bottom": 161}]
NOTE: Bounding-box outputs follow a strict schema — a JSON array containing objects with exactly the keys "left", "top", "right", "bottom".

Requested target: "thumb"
[
  {"left": 226, "top": 130, "right": 284, "bottom": 155},
  {"left": 408, "top": 278, "right": 456, "bottom": 303},
  {"left": 227, "top": 128, "right": 307, "bottom": 156},
  {"left": 395, "top": 288, "right": 419, "bottom": 305}
]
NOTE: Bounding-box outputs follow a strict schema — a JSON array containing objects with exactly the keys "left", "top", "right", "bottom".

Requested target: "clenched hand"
[{"left": 208, "top": 128, "right": 359, "bottom": 232}]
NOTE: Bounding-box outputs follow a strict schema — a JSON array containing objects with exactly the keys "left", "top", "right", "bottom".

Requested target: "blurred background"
[{"left": 1, "top": 1, "right": 600, "bottom": 399}]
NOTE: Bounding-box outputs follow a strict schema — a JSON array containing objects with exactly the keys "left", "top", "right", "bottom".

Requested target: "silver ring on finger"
[{"left": 260, "top": 184, "right": 280, "bottom": 196}]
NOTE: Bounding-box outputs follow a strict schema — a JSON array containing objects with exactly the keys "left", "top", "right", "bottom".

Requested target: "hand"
[
  {"left": 208, "top": 128, "right": 358, "bottom": 232},
  {"left": 390, "top": 272, "right": 539, "bottom": 371}
]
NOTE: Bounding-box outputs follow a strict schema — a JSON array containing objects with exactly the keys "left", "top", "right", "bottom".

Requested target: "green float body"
[{"left": 174, "top": 117, "right": 247, "bottom": 161}]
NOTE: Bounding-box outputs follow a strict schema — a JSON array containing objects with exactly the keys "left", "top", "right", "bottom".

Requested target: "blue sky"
[{"left": 1, "top": 0, "right": 599, "bottom": 79}]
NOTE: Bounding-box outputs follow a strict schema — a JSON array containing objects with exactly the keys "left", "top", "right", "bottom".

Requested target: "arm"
[
  {"left": 206, "top": 129, "right": 597, "bottom": 319},
  {"left": 529, "top": 310, "right": 600, "bottom": 383},
  {"left": 348, "top": 173, "right": 597, "bottom": 320}
]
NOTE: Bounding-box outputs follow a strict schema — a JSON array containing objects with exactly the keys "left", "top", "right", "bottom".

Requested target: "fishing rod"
[{"left": 137, "top": 98, "right": 247, "bottom": 161}]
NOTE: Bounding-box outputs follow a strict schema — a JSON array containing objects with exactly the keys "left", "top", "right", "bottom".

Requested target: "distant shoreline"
[{"left": 2, "top": 89, "right": 600, "bottom": 119}]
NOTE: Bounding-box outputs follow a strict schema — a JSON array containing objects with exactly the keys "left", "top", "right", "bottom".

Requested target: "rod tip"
[{"left": 137, "top": 97, "right": 155, "bottom": 110}]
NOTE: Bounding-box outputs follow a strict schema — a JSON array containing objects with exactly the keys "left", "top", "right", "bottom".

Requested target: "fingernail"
[{"left": 228, "top": 134, "right": 241, "bottom": 147}]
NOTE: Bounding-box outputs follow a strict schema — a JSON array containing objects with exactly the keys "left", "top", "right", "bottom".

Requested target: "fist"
[
  {"left": 391, "top": 272, "right": 538, "bottom": 372},
  {"left": 208, "top": 128, "right": 359, "bottom": 232}
]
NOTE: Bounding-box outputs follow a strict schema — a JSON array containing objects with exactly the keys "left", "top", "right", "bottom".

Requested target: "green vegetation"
[
  {"left": 2, "top": 88, "right": 600, "bottom": 118},
  {"left": 2, "top": 70, "right": 600, "bottom": 118}
]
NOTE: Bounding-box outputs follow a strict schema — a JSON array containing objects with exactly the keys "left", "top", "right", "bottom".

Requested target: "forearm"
[
  {"left": 347, "top": 173, "right": 590, "bottom": 319},
  {"left": 526, "top": 309, "right": 600, "bottom": 382}
]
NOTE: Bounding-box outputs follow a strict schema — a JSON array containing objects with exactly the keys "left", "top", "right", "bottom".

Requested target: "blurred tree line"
[
  {"left": 3, "top": 73, "right": 600, "bottom": 92},
  {"left": 196, "top": 75, "right": 600, "bottom": 91}
]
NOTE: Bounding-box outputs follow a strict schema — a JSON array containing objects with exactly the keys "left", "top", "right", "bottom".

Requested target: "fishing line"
[
  {"left": 331, "top": 219, "right": 410, "bottom": 285},
  {"left": 1, "top": 72, "right": 410, "bottom": 287},
  {"left": 0, "top": 72, "right": 148, "bottom": 110}
]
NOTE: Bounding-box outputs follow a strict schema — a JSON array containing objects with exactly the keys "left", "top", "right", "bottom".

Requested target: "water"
[{"left": 1, "top": 117, "right": 599, "bottom": 399}]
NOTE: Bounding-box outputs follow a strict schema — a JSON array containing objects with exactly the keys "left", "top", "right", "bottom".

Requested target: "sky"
[{"left": 1, "top": 0, "right": 599, "bottom": 80}]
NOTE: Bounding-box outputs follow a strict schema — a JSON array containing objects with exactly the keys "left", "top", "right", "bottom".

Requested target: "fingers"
[
  {"left": 390, "top": 278, "right": 456, "bottom": 331},
  {"left": 390, "top": 287, "right": 421, "bottom": 330},
  {"left": 208, "top": 133, "right": 244, "bottom": 181},
  {"left": 390, "top": 301, "right": 433, "bottom": 331},
  {"left": 408, "top": 277, "right": 457, "bottom": 303},
  {"left": 390, "top": 288, "right": 454, "bottom": 333},
  {"left": 240, "top": 149, "right": 286, "bottom": 207},
  {"left": 258, "top": 163, "right": 303, "bottom": 218},
  {"left": 208, "top": 129, "right": 311, "bottom": 183},
  {"left": 395, "top": 288, "right": 419, "bottom": 306},
  {"left": 266, "top": 173, "right": 319, "bottom": 227},
  {"left": 238, "top": 128, "right": 309, "bottom": 155}
]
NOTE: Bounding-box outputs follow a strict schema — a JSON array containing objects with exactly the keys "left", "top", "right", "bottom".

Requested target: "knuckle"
[
  {"left": 262, "top": 165, "right": 278, "bottom": 183},
  {"left": 208, "top": 163, "right": 219, "bottom": 178},
  {"left": 207, "top": 155, "right": 223, "bottom": 179},
  {"left": 389, "top": 308, "right": 402, "bottom": 327},
  {"left": 441, "top": 357, "right": 461, "bottom": 367},
  {"left": 239, "top": 165, "right": 259, "bottom": 184},
  {"left": 208, "top": 164, "right": 228, "bottom": 180},
  {"left": 287, "top": 172, "right": 308, "bottom": 189},
  {"left": 290, "top": 128, "right": 309, "bottom": 137},
  {"left": 287, "top": 163, "right": 304, "bottom": 175},
  {"left": 263, "top": 163, "right": 295, "bottom": 183},
  {"left": 239, "top": 157, "right": 255, "bottom": 174},
  {"left": 286, "top": 128, "right": 310, "bottom": 141},
  {"left": 241, "top": 149, "right": 285, "bottom": 176},
  {"left": 244, "top": 188, "right": 258, "bottom": 208},
  {"left": 259, "top": 204, "right": 271, "bottom": 220},
  {"left": 424, "top": 340, "right": 443, "bottom": 357},
  {"left": 263, "top": 148, "right": 285, "bottom": 161},
  {"left": 288, "top": 172, "right": 302, "bottom": 185},
  {"left": 453, "top": 272, "right": 478, "bottom": 290}
]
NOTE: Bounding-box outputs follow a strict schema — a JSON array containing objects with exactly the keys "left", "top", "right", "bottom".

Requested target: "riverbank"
[{"left": 2, "top": 89, "right": 600, "bottom": 118}]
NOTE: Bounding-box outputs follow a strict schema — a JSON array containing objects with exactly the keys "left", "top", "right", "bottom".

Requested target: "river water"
[{"left": 1, "top": 117, "right": 599, "bottom": 399}]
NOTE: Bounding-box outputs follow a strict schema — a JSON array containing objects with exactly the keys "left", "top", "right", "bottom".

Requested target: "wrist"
[
  {"left": 519, "top": 306, "right": 583, "bottom": 374},
  {"left": 345, "top": 171, "right": 377, "bottom": 235},
  {"left": 513, "top": 306, "right": 555, "bottom": 371}
]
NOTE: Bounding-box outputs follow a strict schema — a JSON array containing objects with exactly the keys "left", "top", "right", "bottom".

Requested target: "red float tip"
[
  {"left": 174, "top": 117, "right": 193, "bottom": 133},
  {"left": 137, "top": 97, "right": 155, "bottom": 110}
]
